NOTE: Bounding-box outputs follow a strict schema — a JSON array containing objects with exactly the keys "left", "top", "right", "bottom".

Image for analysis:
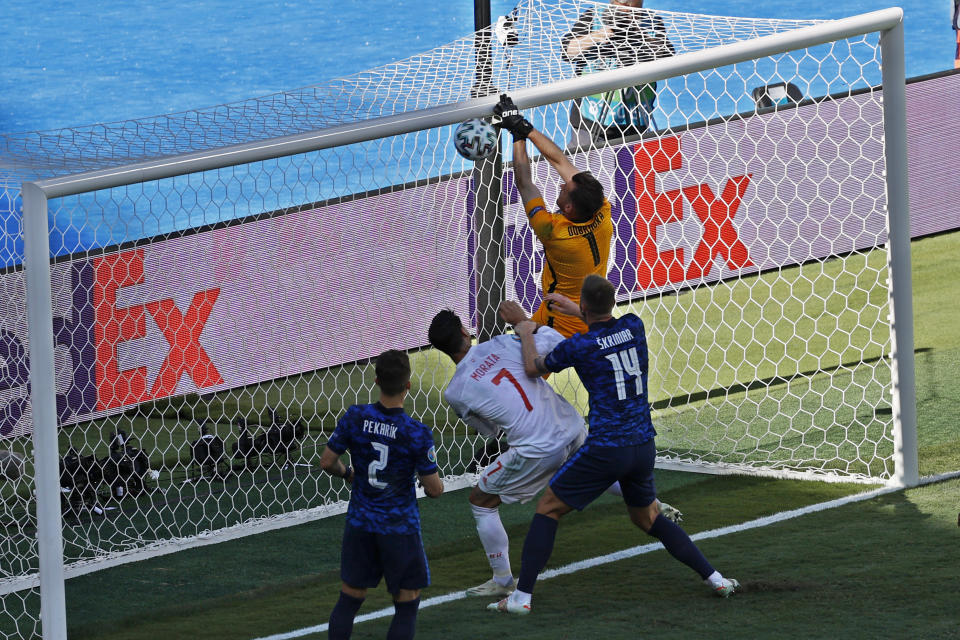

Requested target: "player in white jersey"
[{"left": 428, "top": 302, "right": 681, "bottom": 598}]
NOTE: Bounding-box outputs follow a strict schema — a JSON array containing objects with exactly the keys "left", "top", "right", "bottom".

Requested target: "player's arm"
[
  {"left": 463, "top": 414, "right": 500, "bottom": 438},
  {"left": 512, "top": 138, "right": 543, "bottom": 204},
  {"left": 319, "top": 446, "right": 354, "bottom": 484},
  {"left": 543, "top": 292, "right": 585, "bottom": 321},
  {"left": 498, "top": 299, "right": 530, "bottom": 326},
  {"left": 515, "top": 320, "right": 552, "bottom": 378},
  {"left": 527, "top": 129, "right": 580, "bottom": 184},
  {"left": 495, "top": 94, "right": 580, "bottom": 185},
  {"left": 418, "top": 471, "right": 444, "bottom": 498},
  {"left": 447, "top": 388, "right": 501, "bottom": 437}
]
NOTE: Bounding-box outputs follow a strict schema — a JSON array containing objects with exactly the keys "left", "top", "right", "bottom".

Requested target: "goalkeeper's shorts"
[{"left": 532, "top": 300, "right": 587, "bottom": 339}]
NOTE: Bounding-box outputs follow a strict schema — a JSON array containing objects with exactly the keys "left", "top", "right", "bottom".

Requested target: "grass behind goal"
[
  {"left": 0, "top": 236, "right": 926, "bottom": 572},
  {"left": 1, "top": 229, "right": 955, "bottom": 640}
]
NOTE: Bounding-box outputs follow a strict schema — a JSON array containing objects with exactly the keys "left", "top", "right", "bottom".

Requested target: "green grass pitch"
[{"left": 1, "top": 230, "right": 958, "bottom": 639}]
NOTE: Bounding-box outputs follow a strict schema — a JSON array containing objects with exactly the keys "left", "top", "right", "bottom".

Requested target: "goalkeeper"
[{"left": 494, "top": 93, "right": 613, "bottom": 339}]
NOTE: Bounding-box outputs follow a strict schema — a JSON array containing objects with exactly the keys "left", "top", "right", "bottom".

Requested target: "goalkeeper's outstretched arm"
[
  {"left": 495, "top": 93, "right": 579, "bottom": 185},
  {"left": 527, "top": 129, "right": 579, "bottom": 184},
  {"left": 512, "top": 138, "right": 542, "bottom": 204}
]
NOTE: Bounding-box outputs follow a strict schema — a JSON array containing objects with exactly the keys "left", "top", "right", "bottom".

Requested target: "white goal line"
[{"left": 251, "top": 473, "right": 960, "bottom": 640}]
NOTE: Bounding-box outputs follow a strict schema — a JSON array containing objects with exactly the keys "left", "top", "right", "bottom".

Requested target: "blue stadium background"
[{"left": 0, "top": 0, "right": 953, "bottom": 135}]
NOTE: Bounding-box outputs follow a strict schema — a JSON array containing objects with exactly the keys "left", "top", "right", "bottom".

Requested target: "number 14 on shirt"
[{"left": 605, "top": 347, "right": 645, "bottom": 400}]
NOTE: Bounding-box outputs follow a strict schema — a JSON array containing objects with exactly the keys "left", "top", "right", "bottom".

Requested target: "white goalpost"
[{"left": 0, "top": 3, "right": 915, "bottom": 638}]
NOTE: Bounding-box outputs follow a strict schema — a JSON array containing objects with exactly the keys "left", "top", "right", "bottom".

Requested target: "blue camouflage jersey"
[
  {"left": 544, "top": 313, "right": 655, "bottom": 447},
  {"left": 327, "top": 402, "right": 438, "bottom": 535}
]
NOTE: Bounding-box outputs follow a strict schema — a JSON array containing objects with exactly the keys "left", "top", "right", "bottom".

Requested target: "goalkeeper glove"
[
  {"left": 493, "top": 94, "right": 534, "bottom": 141},
  {"left": 658, "top": 501, "right": 684, "bottom": 524}
]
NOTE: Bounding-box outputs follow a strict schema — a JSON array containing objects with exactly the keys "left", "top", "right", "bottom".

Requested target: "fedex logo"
[
  {"left": 92, "top": 249, "right": 223, "bottom": 410},
  {"left": 627, "top": 136, "right": 755, "bottom": 289},
  {"left": 0, "top": 248, "right": 225, "bottom": 435},
  {"left": 496, "top": 133, "right": 757, "bottom": 306},
  {"left": 0, "top": 264, "right": 98, "bottom": 436}
]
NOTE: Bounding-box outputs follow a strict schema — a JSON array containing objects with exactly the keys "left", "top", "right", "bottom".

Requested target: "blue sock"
[
  {"left": 517, "top": 513, "right": 559, "bottom": 594},
  {"left": 328, "top": 591, "right": 364, "bottom": 640},
  {"left": 386, "top": 597, "right": 420, "bottom": 640},
  {"left": 647, "top": 513, "right": 714, "bottom": 579}
]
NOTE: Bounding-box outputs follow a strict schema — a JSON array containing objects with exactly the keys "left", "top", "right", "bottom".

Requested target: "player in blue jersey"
[
  {"left": 320, "top": 349, "right": 444, "bottom": 639},
  {"left": 489, "top": 275, "right": 738, "bottom": 615}
]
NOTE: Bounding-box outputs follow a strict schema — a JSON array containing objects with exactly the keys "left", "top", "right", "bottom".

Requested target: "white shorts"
[{"left": 477, "top": 428, "right": 586, "bottom": 504}]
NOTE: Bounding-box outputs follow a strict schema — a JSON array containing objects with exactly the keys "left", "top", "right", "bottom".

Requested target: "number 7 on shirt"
[{"left": 492, "top": 368, "right": 533, "bottom": 411}]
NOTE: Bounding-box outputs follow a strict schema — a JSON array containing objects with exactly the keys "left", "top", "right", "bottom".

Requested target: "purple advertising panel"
[
  {"left": 904, "top": 72, "right": 960, "bottom": 237},
  {"left": 0, "top": 179, "right": 474, "bottom": 435},
  {"left": 504, "top": 72, "right": 960, "bottom": 310},
  {"left": 504, "top": 92, "right": 888, "bottom": 306},
  {"left": 1, "top": 72, "right": 958, "bottom": 437}
]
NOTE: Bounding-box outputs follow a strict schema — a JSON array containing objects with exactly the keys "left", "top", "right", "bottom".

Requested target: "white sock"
[
  {"left": 704, "top": 570, "right": 724, "bottom": 587},
  {"left": 471, "top": 504, "right": 512, "bottom": 583},
  {"left": 509, "top": 589, "right": 532, "bottom": 606}
]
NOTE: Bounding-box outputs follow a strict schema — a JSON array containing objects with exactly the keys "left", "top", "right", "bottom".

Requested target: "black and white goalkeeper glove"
[
  {"left": 658, "top": 500, "right": 684, "bottom": 523},
  {"left": 493, "top": 93, "right": 533, "bottom": 141}
]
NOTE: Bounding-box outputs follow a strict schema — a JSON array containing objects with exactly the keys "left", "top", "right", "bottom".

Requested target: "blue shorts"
[
  {"left": 340, "top": 525, "right": 430, "bottom": 593},
  {"left": 549, "top": 439, "right": 658, "bottom": 511}
]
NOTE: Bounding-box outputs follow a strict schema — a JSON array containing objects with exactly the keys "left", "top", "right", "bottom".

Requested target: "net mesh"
[{"left": 1, "top": 2, "right": 899, "bottom": 638}]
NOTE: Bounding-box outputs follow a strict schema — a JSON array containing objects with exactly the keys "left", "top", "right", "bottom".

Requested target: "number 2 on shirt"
[
  {"left": 368, "top": 442, "right": 389, "bottom": 489},
  {"left": 492, "top": 368, "right": 533, "bottom": 411},
  {"left": 605, "top": 347, "right": 645, "bottom": 400}
]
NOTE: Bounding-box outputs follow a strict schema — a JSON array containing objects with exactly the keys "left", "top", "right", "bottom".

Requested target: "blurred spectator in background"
[{"left": 561, "top": 0, "right": 675, "bottom": 148}]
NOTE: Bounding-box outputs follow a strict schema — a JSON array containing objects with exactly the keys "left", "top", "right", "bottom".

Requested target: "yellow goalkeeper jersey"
[{"left": 525, "top": 196, "right": 613, "bottom": 337}]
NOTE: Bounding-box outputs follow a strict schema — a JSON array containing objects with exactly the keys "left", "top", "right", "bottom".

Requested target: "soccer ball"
[{"left": 453, "top": 118, "right": 498, "bottom": 161}]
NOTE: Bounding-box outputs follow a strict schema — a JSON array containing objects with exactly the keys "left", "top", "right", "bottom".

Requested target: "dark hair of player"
[
  {"left": 375, "top": 349, "right": 411, "bottom": 396},
  {"left": 569, "top": 172, "right": 605, "bottom": 221},
  {"left": 428, "top": 309, "right": 465, "bottom": 358},
  {"left": 580, "top": 274, "right": 616, "bottom": 316}
]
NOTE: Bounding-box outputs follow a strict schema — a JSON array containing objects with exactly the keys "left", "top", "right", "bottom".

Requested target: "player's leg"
[
  {"left": 520, "top": 443, "right": 612, "bottom": 589},
  {"left": 622, "top": 441, "right": 739, "bottom": 597},
  {"left": 470, "top": 441, "right": 573, "bottom": 597},
  {"left": 604, "top": 482, "right": 683, "bottom": 522},
  {"left": 382, "top": 531, "right": 431, "bottom": 639},
  {"left": 328, "top": 585, "right": 367, "bottom": 640},
  {"left": 490, "top": 443, "right": 612, "bottom": 614},
  {"left": 329, "top": 526, "right": 377, "bottom": 639},
  {"left": 388, "top": 589, "right": 421, "bottom": 640},
  {"left": 487, "top": 486, "right": 572, "bottom": 615},
  {"left": 467, "top": 485, "right": 514, "bottom": 596}
]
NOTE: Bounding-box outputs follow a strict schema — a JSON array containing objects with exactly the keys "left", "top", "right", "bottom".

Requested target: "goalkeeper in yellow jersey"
[{"left": 494, "top": 94, "right": 613, "bottom": 338}]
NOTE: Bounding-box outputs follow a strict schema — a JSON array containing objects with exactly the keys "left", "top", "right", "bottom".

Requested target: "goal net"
[{"left": 0, "top": 1, "right": 913, "bottom": 637}]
